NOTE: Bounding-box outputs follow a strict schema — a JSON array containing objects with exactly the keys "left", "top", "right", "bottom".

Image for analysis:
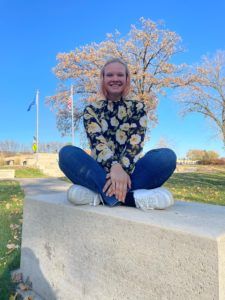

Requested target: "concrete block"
[
  {"left": 0, "top": 169, "right": 15, "bottom": 179},
  {"left": 20, "top": 194, "right": 225, "bottom": 300}
]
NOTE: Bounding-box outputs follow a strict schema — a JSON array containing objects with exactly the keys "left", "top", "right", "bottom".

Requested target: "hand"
[
  {"left": 103, "top": 163, "right": 131, "bottom": 202},
  {"left": 103, "top": 173, "right": 112, "bottom": 194}
]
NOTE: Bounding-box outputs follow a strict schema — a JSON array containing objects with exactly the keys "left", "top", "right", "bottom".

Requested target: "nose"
[{"left": 111, "top": 75, "right": 120, "bottom": 81}]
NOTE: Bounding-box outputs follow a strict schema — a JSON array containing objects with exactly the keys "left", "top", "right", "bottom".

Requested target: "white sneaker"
[
  {"left": 67, "top": 185, "right": 102, "bottom": 206},
  {"left": 133, "top": 187, "right": 174, "bottom": 210}
]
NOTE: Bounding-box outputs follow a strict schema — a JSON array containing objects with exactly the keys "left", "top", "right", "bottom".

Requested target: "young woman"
[{"left": 59, "top": 58, "right": 176, "bottom": 210}]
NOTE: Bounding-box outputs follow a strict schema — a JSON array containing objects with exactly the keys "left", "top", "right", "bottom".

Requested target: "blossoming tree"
[{"left": 48, "top": 18, "right": 185, "bottom": 136}]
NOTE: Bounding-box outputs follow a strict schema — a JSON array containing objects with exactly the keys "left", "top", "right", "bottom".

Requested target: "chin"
[{"left": 108, "top": 90, "right": 123, "bottom": 96}]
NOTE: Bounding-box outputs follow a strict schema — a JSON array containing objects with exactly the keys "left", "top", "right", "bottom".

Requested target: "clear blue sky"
[{"left": 1, "top": 0, "right": 225, "bottom": 158}]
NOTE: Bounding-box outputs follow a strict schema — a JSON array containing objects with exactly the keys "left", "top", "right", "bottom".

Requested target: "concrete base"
[
  {"left": 20, "top": 194, "right": 225, "bottom": 300},
  {"left": 35, "top": 153, "right": 64, "bottom": 177},
  {"left": 0, "top": 169, "right": 15, "bottom": 179}
]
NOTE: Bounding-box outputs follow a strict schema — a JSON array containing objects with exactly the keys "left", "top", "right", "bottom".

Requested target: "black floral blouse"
[{"left": 83, "top": 99, "right": 147, "bottom": 175}]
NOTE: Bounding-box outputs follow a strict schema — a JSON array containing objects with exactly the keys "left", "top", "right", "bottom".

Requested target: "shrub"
[{"left": 198, "top": 158, "right": 225, "bottom": 165}]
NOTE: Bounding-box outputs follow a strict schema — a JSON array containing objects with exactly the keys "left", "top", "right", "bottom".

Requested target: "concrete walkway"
[{"left": 16, "top": 178, "right": 72, "bottom": 196}]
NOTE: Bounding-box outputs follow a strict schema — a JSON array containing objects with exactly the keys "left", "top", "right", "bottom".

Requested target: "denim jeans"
[{"left": 58, "top": 146, "right": 176, "bottom": 207}]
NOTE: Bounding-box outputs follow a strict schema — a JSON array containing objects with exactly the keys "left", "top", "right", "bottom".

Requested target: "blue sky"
[{"left": 1, "top": 0, "right": 225, "bottom": 158}]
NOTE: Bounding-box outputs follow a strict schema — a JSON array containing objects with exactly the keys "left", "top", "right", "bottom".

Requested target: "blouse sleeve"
[
  {"left": 119, "top": 102, "right": 147, "bottom": 174},
  {"left": 83, "top": 105, "right": 117, "bottom": 172}
]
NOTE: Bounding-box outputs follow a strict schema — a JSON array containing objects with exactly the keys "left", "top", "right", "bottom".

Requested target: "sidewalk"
[{"left": 16, "top": 178, "right": 72, "bottom": 196}]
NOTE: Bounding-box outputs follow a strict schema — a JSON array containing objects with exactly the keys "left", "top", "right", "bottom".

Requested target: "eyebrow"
[{"left": 105, "top": 71, "right": 125, "bottom": 75}]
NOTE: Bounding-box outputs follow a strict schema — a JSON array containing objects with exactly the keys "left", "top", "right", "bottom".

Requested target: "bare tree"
[
  {"left": 177, "top": 50, "right": 225, "bottom": 149},
  {"left": 0, "top": 140, "right": 26, "bottom": 153},
  {"left": 155, "top": 136, "right": 174, "bottom": 149},
  {"left": 38, "top": 141, "right": 68, "bottom": 153}
]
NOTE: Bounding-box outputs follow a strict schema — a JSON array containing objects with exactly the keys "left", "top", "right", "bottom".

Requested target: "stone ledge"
[
  {"left": 0, "top": 169, "right": 15, "bottom": 179},
  {"left": 20, "top": 193, "right": 225, "bottom": 300}
]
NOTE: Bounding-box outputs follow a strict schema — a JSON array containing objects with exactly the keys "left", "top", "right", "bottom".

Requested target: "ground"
[{"left": 1, "top": 164, "right": 225, "bottom": 299}]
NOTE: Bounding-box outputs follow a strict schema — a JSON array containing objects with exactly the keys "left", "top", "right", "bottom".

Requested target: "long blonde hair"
[{"left": 100, "top": 58, "right": 131, "bottom": 99}]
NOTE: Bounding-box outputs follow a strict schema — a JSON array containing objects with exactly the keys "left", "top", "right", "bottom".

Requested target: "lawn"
[
  {"left": 165, "top": 171, "right": 225, "bottom": 206},
  {"left": 0, "top": 181, "right": 24, "bottom": 300},
  {"left": 1, "top": 165, "right": 225, "bottom": 298},
  {"left": 0, "top": 166, "right": 47, "bottom": 178}
]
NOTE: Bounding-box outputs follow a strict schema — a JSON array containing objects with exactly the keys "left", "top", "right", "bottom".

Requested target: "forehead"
[{"left": 104, "top": 62, "right": 126, "bottom": 73}]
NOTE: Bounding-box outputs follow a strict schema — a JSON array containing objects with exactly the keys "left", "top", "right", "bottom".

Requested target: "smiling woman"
[
  {"left": 58, "top": 58, "right": 177, "bottom": 210},
  {"left": 100, "top": 59, "right": 130, "bottom": 101}
]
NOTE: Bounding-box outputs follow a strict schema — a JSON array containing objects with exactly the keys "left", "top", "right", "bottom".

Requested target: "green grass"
[
  {"left": 15, "top": 167, "right": 47, "bottom": 178},
  {"left": 0, "top": 181, "right": 24, "bottom": 300},
  {"left": 0, "top": 166, "right": 47, "bottom": 178},
  {"left": 165, "top": 170, "right": 225, "bottom": 206}
]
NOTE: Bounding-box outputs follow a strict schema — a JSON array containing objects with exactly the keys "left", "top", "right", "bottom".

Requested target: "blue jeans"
[{"left": 58, "top": 146, "right": 176, "bottom": 207}]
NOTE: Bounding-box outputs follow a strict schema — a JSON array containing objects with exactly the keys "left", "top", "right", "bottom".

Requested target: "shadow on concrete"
[
  {"left": 16, "top": 178, "right": 72, "bottom": 196},
  {"left": 21, "top": 247, "right": 58, "bottom": 300}
]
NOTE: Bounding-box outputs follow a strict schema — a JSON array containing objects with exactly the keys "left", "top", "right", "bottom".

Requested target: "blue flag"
[{"left": 27, "top": 98, "right": 35, "bottom": 111}]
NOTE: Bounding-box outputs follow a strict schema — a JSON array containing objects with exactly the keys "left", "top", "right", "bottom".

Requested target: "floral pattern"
[{"left": 83, "top": 99, "right": 147, "bottom": 174}]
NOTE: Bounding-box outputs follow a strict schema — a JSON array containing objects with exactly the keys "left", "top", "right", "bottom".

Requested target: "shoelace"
[{"left": 135, "top": 197, "right": 157, "bottom": 211}]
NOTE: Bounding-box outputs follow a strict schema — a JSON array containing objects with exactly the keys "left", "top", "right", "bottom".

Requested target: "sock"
[{"left": 124, "top": 191, "right": 136, "bottom": 207}]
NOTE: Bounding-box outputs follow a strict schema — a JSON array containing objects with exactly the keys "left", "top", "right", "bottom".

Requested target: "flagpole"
[
  {"left": 36, "top": 90, "right": 39, "bottom": 153},
  {"left": 71, "top": 85, "right": 75, "bottom": 146}
]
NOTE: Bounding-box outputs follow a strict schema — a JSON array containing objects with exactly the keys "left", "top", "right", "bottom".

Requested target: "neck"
[{"left": 107, "top": 95, "right": 122, "bottom": 102}]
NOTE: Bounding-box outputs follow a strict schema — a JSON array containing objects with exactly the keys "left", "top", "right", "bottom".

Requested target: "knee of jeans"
[
  {"left": 151, "top": 148, "right": 176, "bottom": 169},
  {"left": 59, "top": 145, "right": 72, "bottom": 161},
  {"left": 163, "top": 148, "right": 177, "bottom": 169},
  {"left": 58, "top": 145, "right": 81, "bottom": 163}
]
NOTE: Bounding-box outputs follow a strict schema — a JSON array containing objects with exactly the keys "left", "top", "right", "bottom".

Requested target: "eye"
[{"left": 105, "top": 73, "right": 113, "bottom": 77}]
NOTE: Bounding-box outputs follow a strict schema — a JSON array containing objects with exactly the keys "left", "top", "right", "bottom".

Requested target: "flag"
[
  {"left": 67, "top": 98, "right": 72, "bottom": 110},
  {"left": 27, "top": 98, "right": 36, "bottom": 111}
]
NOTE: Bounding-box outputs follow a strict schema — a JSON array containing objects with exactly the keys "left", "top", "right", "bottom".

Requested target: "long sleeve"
[
  {"left": 119, "top": 101, "right": 147, "bottom": 174},
  {"left": 83, "top": 104, "right": 118, "bottom": 172}
]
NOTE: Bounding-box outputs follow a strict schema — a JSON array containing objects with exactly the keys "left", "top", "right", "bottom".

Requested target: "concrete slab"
[
  {"left": 17, "top": 178, "right": 72, "bottom": 196},
  {"left": 20, "top": 193, "right": 225, "bottom": 300},
  {"left": 0, "top": 169, "right": 15, "bottom": 179}
]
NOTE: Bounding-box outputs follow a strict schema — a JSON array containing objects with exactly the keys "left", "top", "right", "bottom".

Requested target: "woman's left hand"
[{"left": 103, "top": 163, "right": 131, "bottom": 202}]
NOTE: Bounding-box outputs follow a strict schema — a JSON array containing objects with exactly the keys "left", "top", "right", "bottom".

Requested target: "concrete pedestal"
[{"left": 20, "top": 193, "right": 225, "bottom": 300}]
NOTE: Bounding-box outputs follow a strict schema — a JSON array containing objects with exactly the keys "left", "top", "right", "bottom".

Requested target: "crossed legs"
[{"left": 58, "top": 146, "right": 177, "bottom": 207}]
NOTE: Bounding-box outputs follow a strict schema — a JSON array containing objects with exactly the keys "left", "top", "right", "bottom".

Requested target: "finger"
[
  {"left": 128, "top": 177, "right": 131, "bottom": 189},
  {"left": 103, "top": 179, "right": 111, "bottom": 193},
  {"left": 116, "top": 182, "right": 124, "bottom": 202},
  {"left": 118, "top": 183, "right": 127, "bottom": 202},
  {"left": 106, "top": 173, "right": 111, "bottom": 179},
  {"left": 106, "top": 185, "right": 115, "bottom": 197},
  {"left": 121, "top": 183, "right": 127, "bottom": 202},
  {"left": 108, "top": 190, "right": 115, "bottom": 197},
  {"left": 110, "top": 179, "right": 116, "bottom": 193}
]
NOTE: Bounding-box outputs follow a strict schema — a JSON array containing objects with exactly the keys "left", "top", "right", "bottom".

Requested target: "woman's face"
[{"left": 103, "top": 62, "right": 127, "bottom": 100}]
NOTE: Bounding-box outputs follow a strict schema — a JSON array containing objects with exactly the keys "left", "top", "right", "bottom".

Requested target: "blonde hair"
[{"left": 100, "top": 58, "right": 131, "bottom": 99}]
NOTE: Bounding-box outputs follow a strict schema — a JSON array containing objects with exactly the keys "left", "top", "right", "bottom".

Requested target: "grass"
[
  {"left": 0, "top": 166, "right": 47, "bottom": 178},
  {"left": 165, "top": 165, "right": 225, "bottom": 206},
  {"left": 15, "top": 167, "right": 47, "bottom": 178},
  {"left": 0, "top": 181, "right": 24, "bottom": 300}
]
